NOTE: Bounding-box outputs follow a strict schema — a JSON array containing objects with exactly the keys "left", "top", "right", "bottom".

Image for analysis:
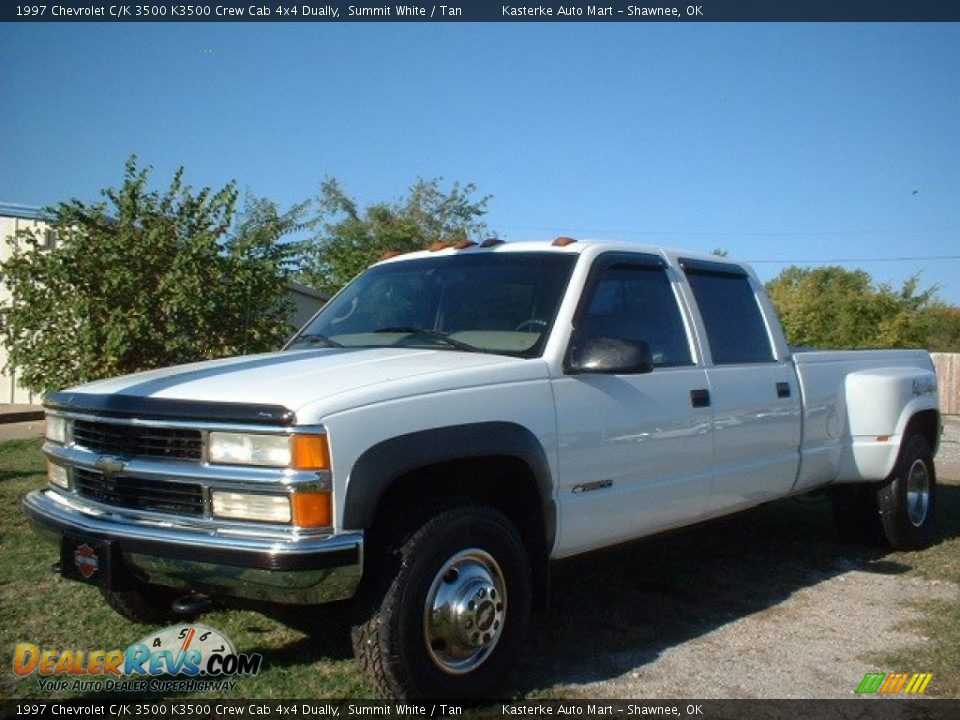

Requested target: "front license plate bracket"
[{"left": 60, "top": 535, "right": 120, "bottom": 589}]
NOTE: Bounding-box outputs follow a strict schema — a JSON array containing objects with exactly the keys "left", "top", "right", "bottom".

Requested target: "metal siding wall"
[
  {"left": 0, "top": 215, "right": 40, "bottom": 404},
  {"left": 931, "top": 353, "right": 960, "bottom": 416},
  {"left": 286, "top": 286, "right": 327, "bottom": 330}
]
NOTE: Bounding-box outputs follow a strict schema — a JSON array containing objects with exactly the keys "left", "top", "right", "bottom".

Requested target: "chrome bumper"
[{"left": 24, "top": 489, "right": 363, "bottom": 605}]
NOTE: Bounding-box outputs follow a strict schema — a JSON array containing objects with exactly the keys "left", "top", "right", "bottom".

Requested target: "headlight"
[
  {"left": 211, "top": 491, "right": 292, "bottom": 523},
  {"left": 208, "top": 433, "right": 290, "bottom": 467},
  {"left": 47, "top": 461, "right": 69, "bottom": 489},
  {"left": 45, "top": 414, "right": 70, "bottom": 444},
  {"left": 208, "top": 432, "right": 329, "bottom": 469},
  {"left": 210, "top": 490, "right": 332, "bottom": 526}
]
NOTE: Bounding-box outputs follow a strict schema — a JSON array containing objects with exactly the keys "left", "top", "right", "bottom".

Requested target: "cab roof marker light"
[
  {"left": 454, "top": 239, "right": 478, "bottom": 249},
  {"left": 553, "top": 236, "right": 577, "bottom": 247},
  {"left": 428, "top": 241, "right": 452, "bottom": 252},
  {"left": 381, "top": 250, "right": 404, "bottom": 260},
  {"left": 480, "top": 237, "right": 504, "bottom": 248}
]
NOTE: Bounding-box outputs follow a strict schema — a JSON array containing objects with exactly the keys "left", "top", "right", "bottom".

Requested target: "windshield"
[{"left": 287, "top": 252, "right": 577, "bottom": 357}]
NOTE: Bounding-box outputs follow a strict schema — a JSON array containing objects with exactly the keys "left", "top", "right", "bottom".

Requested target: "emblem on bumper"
[
  {"left": 94, "top": 456, "right": 126, "bottom": 476},
  {"left": 74, "top": 543, "right": 99, "bottom": 579}
]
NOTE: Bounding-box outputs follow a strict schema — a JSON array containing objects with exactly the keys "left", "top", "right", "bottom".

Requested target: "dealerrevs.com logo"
[
  {"left": 856, "top": 672, "right": 933, "bottom": 695},
  {"left": 13, "top": 624, "right": 262, "bottom": 693}
]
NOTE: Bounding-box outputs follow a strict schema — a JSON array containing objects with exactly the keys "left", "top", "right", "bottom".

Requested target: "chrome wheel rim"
[
  {"left": 423, "top": 548, "right": 507, "bottom": 675},
  {"left": 906, "top": 458, "right": 931, "bottom": 528}
]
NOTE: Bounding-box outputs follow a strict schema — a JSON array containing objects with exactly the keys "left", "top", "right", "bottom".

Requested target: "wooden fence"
[{"left": 932, "top": 353, "right": 960, "bottom": 415}]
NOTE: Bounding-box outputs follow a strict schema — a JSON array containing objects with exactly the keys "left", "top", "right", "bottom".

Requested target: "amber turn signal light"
[
  {"left": 291, "top": 434, "right": 330, "bottom": 470},
  {"left": 291, "top": 491, "right": 333, "bottom": 528}
]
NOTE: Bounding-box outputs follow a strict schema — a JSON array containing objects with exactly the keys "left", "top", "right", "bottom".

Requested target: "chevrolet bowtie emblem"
[{"left": 94, "top": 456, "right": 126, "bottom": 476}]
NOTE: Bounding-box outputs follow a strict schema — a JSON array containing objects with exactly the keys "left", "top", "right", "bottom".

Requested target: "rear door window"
[{"left": 682, "top": 261, "right": 775, "bottom": 364}]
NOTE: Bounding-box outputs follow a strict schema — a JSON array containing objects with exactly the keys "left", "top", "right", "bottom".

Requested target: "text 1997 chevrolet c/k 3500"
[{"left": 25, "top": 238, "right": 940, "bottom": 697}]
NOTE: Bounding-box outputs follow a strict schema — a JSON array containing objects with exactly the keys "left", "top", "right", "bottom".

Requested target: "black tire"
[
  {"left": 877, "top": 434, "right": 937, "bottom": 551},
  {"left": 351, "top": 503, "right": 531, "bottom": 699},
  {"left": 100, "top": 582, "right": 187, "bottom": 625}
]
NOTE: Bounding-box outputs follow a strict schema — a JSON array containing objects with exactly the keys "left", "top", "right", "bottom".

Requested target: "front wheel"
[{"left": 351, "top": 504, "right": 531, "bottom": 699}]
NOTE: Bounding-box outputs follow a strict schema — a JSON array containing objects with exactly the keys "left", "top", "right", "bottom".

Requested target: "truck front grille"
[
  {"left": 73, "top": 420, "right": 203, "bottom": 461},
  {"left": 74, "top": 469, "right": 205, "bottom": 516}
]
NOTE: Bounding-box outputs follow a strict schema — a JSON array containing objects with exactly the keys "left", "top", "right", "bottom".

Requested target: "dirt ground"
[
  {"left": 0, "top": 418, "right": 44, "bottom": 442},
  {"left": 548, "top": 416, "right": 960, "bottom": 699},
  {"left": 570, "top": 569, "right": 958, "bottom": 699}
]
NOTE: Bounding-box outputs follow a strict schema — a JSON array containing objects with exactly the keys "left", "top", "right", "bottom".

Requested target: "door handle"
[
  {"left": 690, "top": 389, "right": 711, "bottom": 408},
  {"left": 776, "top": 382, "right": 791, "bottom": 398}
]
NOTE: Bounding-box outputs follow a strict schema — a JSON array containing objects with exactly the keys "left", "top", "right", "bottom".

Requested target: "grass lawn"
[
  {"left": 1, "top": 438, "right": 371, "bottom": 700},
  {"left": 2, "top": 437, "right": 958, "bottom": 700}
]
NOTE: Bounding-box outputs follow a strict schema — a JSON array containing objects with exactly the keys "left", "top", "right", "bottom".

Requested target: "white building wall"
[{"left": 0, "top": 211, "right": 49, "bottom": 405}]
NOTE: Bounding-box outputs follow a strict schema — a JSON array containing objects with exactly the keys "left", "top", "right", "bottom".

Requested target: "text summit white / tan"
[{"left": 26, "top": 238, "right": 940, "bottom": 698}]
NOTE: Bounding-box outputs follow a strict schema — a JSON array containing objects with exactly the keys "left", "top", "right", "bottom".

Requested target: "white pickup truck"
[{"left": 26, "top": 239, "right": 940, "bottom": 698}]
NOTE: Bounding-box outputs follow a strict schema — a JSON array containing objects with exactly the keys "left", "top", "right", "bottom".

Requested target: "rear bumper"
[{"left": 24, "top": 489, "right": 363, "bottom": 605}]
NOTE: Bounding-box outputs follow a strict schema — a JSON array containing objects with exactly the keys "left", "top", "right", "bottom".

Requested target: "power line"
[
  {"left": 493, "top": 222, "right": 959, "bottom": 264},
  {"left": 494, "top": 223, "right": 958, "bottom": 238},
  {"left": 746, "top": 255, "right": 960, "bottom": 264}
]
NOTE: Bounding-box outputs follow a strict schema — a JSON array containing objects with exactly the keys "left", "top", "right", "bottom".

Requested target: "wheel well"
[
  {"left": 367, "top": 455, "right": 551, "bottom": 609},
  {"left": 904, "top": 409, "right": 940, "bottom": 453}
]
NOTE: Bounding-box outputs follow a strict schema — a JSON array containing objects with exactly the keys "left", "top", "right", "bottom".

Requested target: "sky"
[{"left": 1, "top": 22, "right": 958, "bottom": 302}]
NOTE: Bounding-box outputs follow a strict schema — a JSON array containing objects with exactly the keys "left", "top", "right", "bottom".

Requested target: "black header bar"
[
  {"left": 4, "top": 1, "right": 960, "bottom": 23},
  {"left": 45, "top": 391, "right": 296, "bottom": 425}
]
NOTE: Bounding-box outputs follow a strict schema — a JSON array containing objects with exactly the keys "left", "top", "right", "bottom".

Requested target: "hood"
[{"left": 55, "top": 348, "right": 546, "bottom": 422}]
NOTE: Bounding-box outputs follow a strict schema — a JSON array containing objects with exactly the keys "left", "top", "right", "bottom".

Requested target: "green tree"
[
  {"left": 301, "top": 178, "right": 491, "bottom": 295},
  {"left": 920, "top": 302, "right": 960, "bottom": 352},
  {"left": 0, "top": 157, "right": 303, "bottom": 393},
  {"left": 765, "top": 265, "right": 936, "bottom": 349}
]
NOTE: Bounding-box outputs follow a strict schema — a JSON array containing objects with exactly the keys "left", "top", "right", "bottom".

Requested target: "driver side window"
[{"left": 581, "top": 264, "right": 693, "bottom": 367}]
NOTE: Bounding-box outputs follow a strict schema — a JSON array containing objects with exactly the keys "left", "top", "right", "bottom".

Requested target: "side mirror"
[{"left": 566, "top": 337, "right": 654, "bottom": 375}]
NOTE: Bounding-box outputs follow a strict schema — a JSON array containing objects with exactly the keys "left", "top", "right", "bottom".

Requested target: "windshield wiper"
[
  {"left": 374, "top": 326, "right": 482, "bottom": 353},
  {"left": 289, "top": 333, "right": 343, "bottom": 349}
]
